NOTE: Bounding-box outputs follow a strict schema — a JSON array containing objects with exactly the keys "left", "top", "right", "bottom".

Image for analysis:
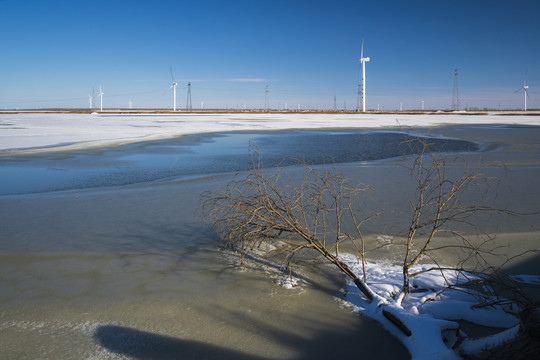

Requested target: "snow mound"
[{"left": 337, "top": 254, "right": 527, "bottom": 360}]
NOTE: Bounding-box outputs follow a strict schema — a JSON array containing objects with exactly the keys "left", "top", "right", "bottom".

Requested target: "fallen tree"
[{"left": 202, "top": 140, "right": 538, "bottom": 359}]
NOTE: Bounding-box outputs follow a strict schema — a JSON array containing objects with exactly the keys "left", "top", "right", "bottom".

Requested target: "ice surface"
[{"left": 0, "top": 129, "right": 480, "bottom": 195}]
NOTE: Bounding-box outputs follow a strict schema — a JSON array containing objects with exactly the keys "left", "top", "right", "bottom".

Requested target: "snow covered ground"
[{"left": 2, "top": 112, "right": 540, "bottom": 154}]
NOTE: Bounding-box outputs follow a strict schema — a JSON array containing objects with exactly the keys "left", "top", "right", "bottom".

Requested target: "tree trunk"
[{"left": 402, "top": 266, "right": 410, "bottom": 298}]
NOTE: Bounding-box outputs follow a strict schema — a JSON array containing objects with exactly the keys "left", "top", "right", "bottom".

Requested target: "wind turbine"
[
  {"left": 88, "top": 88, "right": 95, "bottom": 109},
  {"left": 98, "top": 85, "right": 104, "bottom": 112},
  {"left": 515, "top": 81, "right": 529, "bottom": 111},
  {"left": 358, "top": 36, "right": 370, "bottom": 112},
  {"left": 169, "top": 66, "right": 178, "bottom": 111}
]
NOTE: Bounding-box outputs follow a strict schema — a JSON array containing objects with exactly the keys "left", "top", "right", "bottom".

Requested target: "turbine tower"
[
  {"left": 515, "top": 81, "right": 529, "bottom": 111},
  {"left": 357, "top": 36, "right": 370, "bottom": 112},
  {"left": 169, "top": 66, "right": 178, "bottom": 111},
  {"left": 98, "top": 86, "right": 104, "bottom": 112}
]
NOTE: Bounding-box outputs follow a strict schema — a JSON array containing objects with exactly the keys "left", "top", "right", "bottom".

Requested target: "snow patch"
[
  {"left": 2, "top": 112, "right": 540, "bottom": 154},
  {"left": 337, "top": 254, "right": 532, "bottom": 360}
]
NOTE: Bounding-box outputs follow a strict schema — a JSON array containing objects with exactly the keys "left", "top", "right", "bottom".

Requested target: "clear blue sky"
[{"left": 1, "top": 0, "right": 539, "bottom": 110}]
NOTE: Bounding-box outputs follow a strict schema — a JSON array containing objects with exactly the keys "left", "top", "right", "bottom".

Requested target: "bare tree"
[
  {"left": 397, "top": 137, "right": 515, "bottom": 302},
  {"left": 202, "top": 139, "right": 538, "bottom": 356},
  {"left": 202, "top": 146, "right": 384, "bottom": 302}
]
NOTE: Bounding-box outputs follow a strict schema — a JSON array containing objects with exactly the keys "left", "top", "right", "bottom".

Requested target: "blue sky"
[{"left": 1, "top": 0, "right": 539, "bottom": 110}]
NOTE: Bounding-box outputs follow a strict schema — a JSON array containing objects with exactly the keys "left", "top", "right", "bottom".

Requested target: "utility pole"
[
  {"left": 186, "top": 82, "right": 192, "bottom": 111},
  {"left": 265, "top": 85, "right": 269, "bottom": 111},
  {"left": 452, "top": 69, "right": 460, "bottom": 111}
]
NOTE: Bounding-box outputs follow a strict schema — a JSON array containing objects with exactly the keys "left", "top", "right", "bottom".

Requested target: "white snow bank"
[
  {"left": 280, "top": 254, "right": 529, "bottom": 360},
  {"left": 1, "top": 112, "right": 540, "bottom": 154}
]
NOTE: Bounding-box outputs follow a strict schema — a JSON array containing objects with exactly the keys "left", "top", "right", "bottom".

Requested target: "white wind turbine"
[
  {"left": 358, "top": 36, "right": 370, "bottom": 112},
  {"left": 169, "top": 66, "right": 178, "bottom": 111},
  {"left": 88, "top": 88, "right": 95, "bottom": 109},
  {"left": 515, "top": 81, "right": 529, "bottom": 111},
  {"left": 98, "top": 85, "right": 104, "bottom": 112}
]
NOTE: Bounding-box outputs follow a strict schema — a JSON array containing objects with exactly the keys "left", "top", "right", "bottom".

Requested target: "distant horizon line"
[{"left": 1, "top": 108, "right": 539, "bottom": 115}]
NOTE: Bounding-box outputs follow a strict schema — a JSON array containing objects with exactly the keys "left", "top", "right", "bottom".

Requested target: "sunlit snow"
[
  {"left": 277, "top": 254, "right": 529, "bottom": 360},
  {"left": 2, "top": 112, "right": 540, "bottom": 153}
]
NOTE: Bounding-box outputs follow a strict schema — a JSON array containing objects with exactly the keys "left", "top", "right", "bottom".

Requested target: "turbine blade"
[
  {"left": 170, "top": 66, "right": 175, "bottom": 83},
  {"left": 361, "top": 35, "right": 364, "bottom": 59},
  {"left": 161, "top": 86, "right": 172, "bottom": 96}
]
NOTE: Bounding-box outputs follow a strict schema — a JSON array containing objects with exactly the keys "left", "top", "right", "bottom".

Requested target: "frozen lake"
[
  {"left": 0, "top": 129, "right": 478, "bottom": 196},
  {"left": 1, "top": 122, "right": 539, "bottom": 359}
]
